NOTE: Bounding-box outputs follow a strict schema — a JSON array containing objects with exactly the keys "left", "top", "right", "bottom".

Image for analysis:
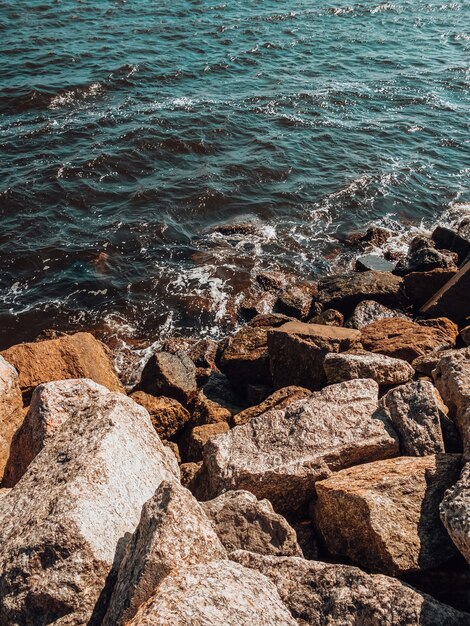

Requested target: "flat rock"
[
  {"left": 0, "top": 382, "right": 179, "bottom": 626},
  {"left": 233, "top": 551, "right": 470, "bottom": 626},
  {"left": 345, "top": 299, "right": 409, "bottom": 329},
  {"left": 404, "top": 268, "right": 457, "bottom": 308},
  {"left": 130, "top": 391, "right": 190, "bottom": 439},
  {"left": 313, "top": 455, "right": 461, "bottom": 575},
  {"left": 324, "top": 351, "right": 414, "bottom": 386},
  {"left": 0, "top": 332, "right": 124, "bottom": 397},
  {"left": 440, "top": 462, "right": 470, "bottom": 565},
  {"left": 267, "top": 321, "right": 361, "bottom": 390},
  {"left": 0, "top": 356, "right": 23, "bottom": 483},
  {"left": 103, "top": 481, "right": 226, "bottom": 626},
  {"left": 382, "top": 381, "right": 446, "bottom": 456},
  {"left": 219, "top": 326, "right": 272, "bottom": 389},
  {"left": 356, "top": 254, "right": 396, "bottom": 273},
  {"left": 202, "top": 490, "right": 302, "bottom": 557},
  {"left": 421, "top": 259, "right": 470, "bottom": 322},
  {"left": 202, "top": 379, "right": 399, "bottom": 513},
  {"left": 126, "top": 560, "right": 297, "bottom": 626},
  {"left": 139, "top": 350, "right": 197, "bottom": 405},
  {"left": 361, "top": 317, "right": 457, "bottom": 362},
  {"left": 232, "top": 386, "right": 312, "bottom": 427}
]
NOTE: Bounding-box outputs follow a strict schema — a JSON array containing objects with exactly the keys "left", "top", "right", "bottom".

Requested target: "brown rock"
[
  {"left": 421, "top": 259, "right": 470, "bottom": 322},
  {"left": 412, "top": 348, "right": 462, "bottom": 376},
  {"left": 139, "top": 351, "right": 197, "bottom": 405},
  {"left": 394, "top": 236, "right": 458, "bottom": 276},
  {"left": 308, "top": 308, "right": 344, "bottom": 326},
  {"left": 313, "top": 455, "right": 461, "bottom": 576},
  {"left": 161, "top": 337, "right": 218, "bottom": 370},
  {"left": 418, "top": 317, "right": 459, "bottom": 344},
  {"left": 0, "top": 356, "right": 23, "bottom": 484},
  {"left": 0, "top": 332, "right": 124, "bottom": 397},
  {"left": 274, "top": 281, "right": 317, "bottom": 319},
  {"left": 432, "top": 225, "right": 470, "bottom": 264},
  {"left": 461, "top": 326, "right": 470, "bottom": 346},
  {"left": 238, "top": 290, "right": 276, "bottom": 321},
  {"left": 130, "top": 391, "right": 190, "bottom": 439},
  {"left": 180, "top": 461, "right": 203, "bottom": 490},
  {"left": 255, "top": 271, "right": 289, "bottom": 292},
  {"left": 232, "top": 386, "right": 312, "bottom": 427},
  {"left": 219, "top": 326, "right": 272, "bottom": 388},
  {"left": 163, "top": 440, "right": 181, "bottom": 464},
  {"left": 248, "top": 312, "right": 294, "bottom": 328},
  {"left": 184, "top": 422, "right": 230, "bottom": 462},
  {"left": 440, "top": 462, "right": 470, "bottom": 565},
  {"left": 404, "top": 268, "right": 457, "bottom": 308},
  {"left": 189, "top": 391, "right": 232, "bottom": 426}
]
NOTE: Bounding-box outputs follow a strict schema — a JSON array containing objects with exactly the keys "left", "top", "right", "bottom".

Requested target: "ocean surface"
[{"left": 1, "top": 0, "right": 469, "bottom": 365}]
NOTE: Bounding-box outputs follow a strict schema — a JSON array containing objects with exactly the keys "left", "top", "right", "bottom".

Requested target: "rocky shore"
[{"left": 1, "top": 218, "right": 470, "bottom": 625}]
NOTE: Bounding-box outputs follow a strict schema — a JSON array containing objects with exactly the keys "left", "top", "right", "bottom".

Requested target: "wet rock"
[
  {"left": 313, "top": 455, "right": 462, "bottom": 575},
  {"left": 139, "top": 350, "right": 197, "bottom": 406},
  {"left": 394, "top": 236, "right": 458, "bottom": 276},
  {"left": 440, "top": 463, "right": 470, "bottom": 565},
  {"left": 126, "top": 560, "right": 297, "bottom": 626},
  {"left": 0, "top": 332, "right": 124, "bottom": 398},
  {"left": 317, "top": 271, "right": 403, "bottom": 314},
  {"left": 202, "top": 379, "right": 398, "bottom": 513},
  {"left": 404, "top": 268, "right": 458, "bottom": 308},
  {"left": 461, "top": 326, "right": 470, "bottom": 346},
  {"left": 215, "top": 222, "right": 259, "bottom": 237},
  {"left": 432, "top": 225, "right": 470, "bottom": 264},
  {"left": 360, "top": 225, "right": 393, "bottom": 248},
  {"left": 420, "top": 259, "right": 470, "bottom": 322},
  {"left": 161, "top": 337, "right": 218, "bottom": 370},
  {"left": 247, "top": 312, "right": 294, "bottom": 328},
  {"left": 324, "top": 351, "right": 414, "bottom": 386},
  {"left": 268, "top": 321, "right": 361, "bottom": 390},
  {"left": 356, "top": 254, "right": 396, "bottom": 272},
  {"left": 189, "top": 391, "right": 232, "bottom": 426},
  {"left": 183, "top": 421, "right": 230, "bottom": 463},
  {"left": 130, "top": 391, "right": 190, "bottom": 439},
  {"left": 232, "top": 385, "right": 312, "bottom": 427},
  {"left": 103, "top": 481, "right": 226, "bottom": 626},
  {"left": 255, "top": 270, "right": 289, "bottom": 292},
  {"left": 382, "top": 381, "right": 446, "bottom": 456},
  {"left": 308, "top": 308, "right": 344, "bottom": 326},
  {"left": 361, "top": 317, "right": 457, "bottom": 362},
  {"left": 238, "top": 290, "right": 276, "bottom": 321},
  {"left": 219, "top": 325, "right": 272, "bottom": 389},
  {"left": 0, "top": 356, "right": 23, "bottom": 484},
  {"left": 0, "top": 382, "right": 179, "bottom": 626},
  {"left": 345, "top": 299, "right": 409, "bottom": 329},
  {"left": 233, "top": 550, "right": 470, "bottom": 626},
  {"left": 274, "top": 281, "right": 317, "bottom": 319},
  {"left": 202, "top": 490, "right": 302, "bottom": 557}
]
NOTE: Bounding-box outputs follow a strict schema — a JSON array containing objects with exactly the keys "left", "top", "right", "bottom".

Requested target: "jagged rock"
[
  {"left": 239, "top": 290, "right": 276, "bottom": 320},
  {"left": 381, "top": 381, "right": 447, "bottom": 455},
  {"left": 324, "top": 351, "right": 414, "bottom": 386},
  {"left": 394, "top": 236, "right": 458, "bottom": 276},
  {"left": 130, "top": 391, "right": 190, "bottom": 439},
  {"left": 267, "top": 321, "right": 361, "bottom": 390},
  {"left": 161, "top": 337, "right": 218, "bottom": 370},
  {"left": 274, "top": 281, "right": 317, "bottom": 319},
  {"left": 361, "top": 317, "right": 457, "bottom": 362},
  {"left": 126, "top": 560, "right": 297, "bottom": 626},
  {"left": 356, "top": 254, "right": 396, "bottom": 272},
  {"left": 345, "top": 299, "right": 409, "bottom": 329},
  {"left": 202, "top": 379, "right": 398, "bottom": 512},
  {"left": 103, "top": 481, "right": 226, "bottom": 626},
  {"left": 440, "top": 463, "right": 470, "bottom": 565},
  {"left": 432, "top": 225, "right": 470, "bottom": 264},
  {"left": 313, "top": 455, "right": 461, "bottom": 575},
  {"left": 183, "top": 422, "right": 230, "bottom": 462},
  {"left": 0, "top": 356, "right": 23, "bottom": 483},
  {"left": 232, "top": 386, "right": 312, "bottom": 427},
  {"left": 189, "top": 391, "right": 232, "bottom": 425},
  {"left": 317, "top": 271, "right": 403, "bottom": 314},
  {"left": 419, "top": 317, "right": 459, "bottom": 344},
  {"left": 308, "top": 308, "right": 344, "bottom": 326},
  {"left": 232, "top": 551, "right": 470, "bottom": 626},
  {"left": 255, "top": 271, "right": 289, "bottom": 292},
  {"left": 0, "top": 332, "right": 124, "bottom": 397},
  {"left": 219, "top": 326, "right": 272, "bottom": 389},
  {"left": 461, "top": 326, "right": 470, "bottom": 346},
  {"left": 404, "top": 268, "right": 457, "bottom": 308},
  {"left": 0, "top": 382, "right": 179, "bottom": 626},
  {"left": 202, "top": 490, "right": 302, "bottom": 557},
  {"left": 421, "top": 259, "right": 470, "bottom": 322},
  {"left": 139, "top": 351, "right": 197, "bottom": 406}
]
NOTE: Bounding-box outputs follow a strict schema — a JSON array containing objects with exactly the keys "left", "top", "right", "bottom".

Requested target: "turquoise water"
[{"left": 0, "top": 0, "right": 469, "bottom": 348}]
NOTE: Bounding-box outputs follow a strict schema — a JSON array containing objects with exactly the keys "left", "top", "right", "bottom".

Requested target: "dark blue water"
[{"left": 1, "top": 0, "right": 469, "bottom": 355}]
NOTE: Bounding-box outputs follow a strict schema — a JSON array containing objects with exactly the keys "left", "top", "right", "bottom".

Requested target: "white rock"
[
  {"left": 440, "top": 462, "right": 470, "bottom": 565},
  {"left": 324, "top": 351, "right": 414, "bottom": 385}
]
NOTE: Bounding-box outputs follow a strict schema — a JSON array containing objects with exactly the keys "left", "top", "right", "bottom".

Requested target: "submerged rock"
[
  {"left": 324, "top": 351, "right": 414, "bottom": 386},
  {"left": 0, "top": 356, "right": 23, "bottom": 483}
]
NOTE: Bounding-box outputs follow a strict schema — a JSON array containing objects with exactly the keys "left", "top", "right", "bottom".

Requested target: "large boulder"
[
  {"left": 381, "top": 381, "right": 446, "bottom": 456},
  {"left": 202, "top": 379, "right": 399, "bottom": 513},
  {"left": 139, "top": 351, "right": 197, "bottom": 405},
  {"left": 420, "top": 259, "right": 470, "bottom": 322},
  {"left": 432, "top": 225, "right": 470, "bottom": 264},
  {"left": 201, "top": 490, "right": 302, "bottom": 557},
  {"left": 324, "top": 351, "right": 414, "bottom": 386},
  {"left": 267, "top": 321, "right": 361, "bottom": 390},
  {"left": 394, "top": 236, "right": 458, "bottom": 276},
  {"left": 0, "top": 332, "right": 124, "bottom": 397},
  {"left": 130, "top": 391, "right": 190, "bottom": 438},
  {"left": 103, "top": 481, "right": 226, "bottom": 626},
  {"left": 0, "top": 382, "right": 179, "bottom": 626},
  {"left": 440, "top": 463, "right": 470, "bottom": 565},
  {"left": 126, "top": 560, "right": 297, "bottom": 626},
  {"left": 361, "top": 317, "right": 457, "bottom": 362},
  {"left": 404, "top": 268, "right": 457, "bottom": 308},
  {"left": 0, "top": 356, "right": 23, "bottom": 484},
  {"left": 313, "top": 455, "right": 461, "bottom": 575},
  {"left": 233, "top": 551, "right": 470, "bottom": 626},
  {"left": 232, "top": 386, "right": 312, "bottom": 427},
  {"left": 345, "top": 299, "right": 409, "bottom": 329}
]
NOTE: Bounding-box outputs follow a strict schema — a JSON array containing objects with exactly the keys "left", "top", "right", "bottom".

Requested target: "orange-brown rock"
[
  {"left": 0, "top": 356, "right": 23, "bottom": 483},
  {"left": 189, "top": 392, "right": 232, "bottom": 426},
  {"left": 219, "top": 326, "right": 272, "bottom": 388},
  {"left": 1, "top": 332, "right": 124, "bottom": 396},
  {"left": 183, "top": 422, "right": 230, "bottom": 462},
  {"left": 232, "top": 386, "right": 312, "bottom": 427},
  {"left": 361, "top": 317, "right": 457, "bottom": 362},
  {"left": 130, "top": 391, "right": 190, "bottom": 439}
]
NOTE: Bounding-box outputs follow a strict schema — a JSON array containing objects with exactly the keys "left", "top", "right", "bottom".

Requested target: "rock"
[
  {"left": 126, "top": 560, "right": 297, "bottom": 626},
  {"left": 419, "top": 317, "right": 459, "bottom": 344},
  {"left": 345, "top": 299, "right": 409, "bottom": 329},
  {"left": 103, "top": 481, "right": 226, "bottom": 626},
  {"left": 239, "top": 290, "right": 276, "bottom": 321},
  {"left": 202, "top": 379, "right": 398, "bottom": 513},
  {"left": 233, "top": 550, "right": 470, "bottom": 626},
  {"left": 130, "top": 391, "right": 190, "bottom": 439},
  {"left": 139, "top": 351, "right": 197, "bottom": 406},
  {"left": 308, "top": 308, "right": 344, "bottom": 326},
  {"left": 203, "top": 370, "right": 245, "bottom": 415},
  {"left": 361, "top": 317, "right": 457, "bottom": 362},
  {"left": 267, "top": 321, "right": 361, "bottom": 390},
  {"left": 404, "top": 269, "right": 458, "bottom": 308},
  {"left": 461, "top": 326, "right": 470, "bottom": 346},
  {"left": 421, "top": 259, "right": 470, "bottom": 322},
  {"left": 404, "top": 566, "right": 470, "bottom": 614},
  {"left": 356, "top": 254, "right": 396, "bottom": 272},
  {"left": 382, "top": 381, "right": 446, "bottom": 456},
  {"left": 359, "top": 225, "right": 393, "bottom": 248},
  {"left": 255, "top": 270, "right": 289, "bottom": 292},
  {"left": 189, "top": 391, "right": 232, "bottom": 426},
  {"left": 215, "top": 222, "right": 259, "bottom": 237},
  {"left": 219, "top": 326, "right": 272, "bottom": 389},
  {"left": 274, "top": 281, "right": 317, "bottom": 319},
  {"left": 202, "top": 490, "right": 302, "bottom": 557},
  {"left": 432, "top": 225, "right": 470, "bottom": 264},
  {"left": 0, "top": 382, "right": 179, "bottom": 626},
  {"left": 313, "top": 455, "right": 462, "bottom": 575},
  {"left": 183, "top": 422, "right": 230, "bottom": 463},
  {"left": 0, "top": 356, "right": 23, "bottom": 484},
  {"left": 161, "top": 337, "right": 218, "bottom": 370},
  {"left": 394, "top": 236, "right": 458, "bottom": 276},
  {"left": 290, "top": 520, "right": 319, "bottom": 560},
  {"left": 248, "top": 312, "right": 294, "bottom": 328},
  {"left": 180, "top": 461, "right": 203, "bottom": 490},
  {"left": 440, "top": 463, "right": 470, "bottom": 565},
  {"left": 317, "top": 271, "right": 403, "bottom": 314},
  {"left": 412, "top": 348, "right": 462, "bottom": 376},
  {"left": 231, "top": 386, "right": 312, "bottom": 427},
  {"left": 0, "top": 332, "right": 124, "bottom": 397},
  {"left": 163, "top": 440, "right": 181, "bottom": 463},
  {"left": 324, "top": 351, "right": 414, "bottom": 386}
]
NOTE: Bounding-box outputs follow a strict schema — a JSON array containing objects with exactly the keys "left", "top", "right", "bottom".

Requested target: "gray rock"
[
  {"left": 202, "top": 490, "right": 302, "bottom": 557},
  {"left": 412, "top": 348, "right": 462, "bottom": 376},
  {"left": 232, "top": 551, "right": 470, "bottom": 626},
  {"left": 440, "top": 462, "right": 470, "bottom": 565},
  {"left": 126, "top": 560, "right": 297, "bottom": 626},
  {"left": 420, "top": 259, "right": 470, "bottom": 322},
  {"left": 0, "top": 382, "right": 179, "bottom": 626},
  {"left": 0, "top": 356, "right": 23, "bottom": 484},
  {"left": 356, "top": 254, "right": 396, "bottom": 273},
  {"left": 382, "top": 381, "right": 446, "bottom": 455},
  {"left": 394, "top": 236, "right": 458, "bottom": 276},
  {"left": 140, "top": 350, "right": 197, "bottom": 405},
  {"left": 202, "top": 379, "right": 399, "bottom": 513},
  {"left": 103, "top": 481, "right": 226, "bottom": 626},
  {"left": 324, "top": 351, "right": 414, "bottom": 386},
  {"left": 345, "top": 299, "right": 409, "bottom": 329}
]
